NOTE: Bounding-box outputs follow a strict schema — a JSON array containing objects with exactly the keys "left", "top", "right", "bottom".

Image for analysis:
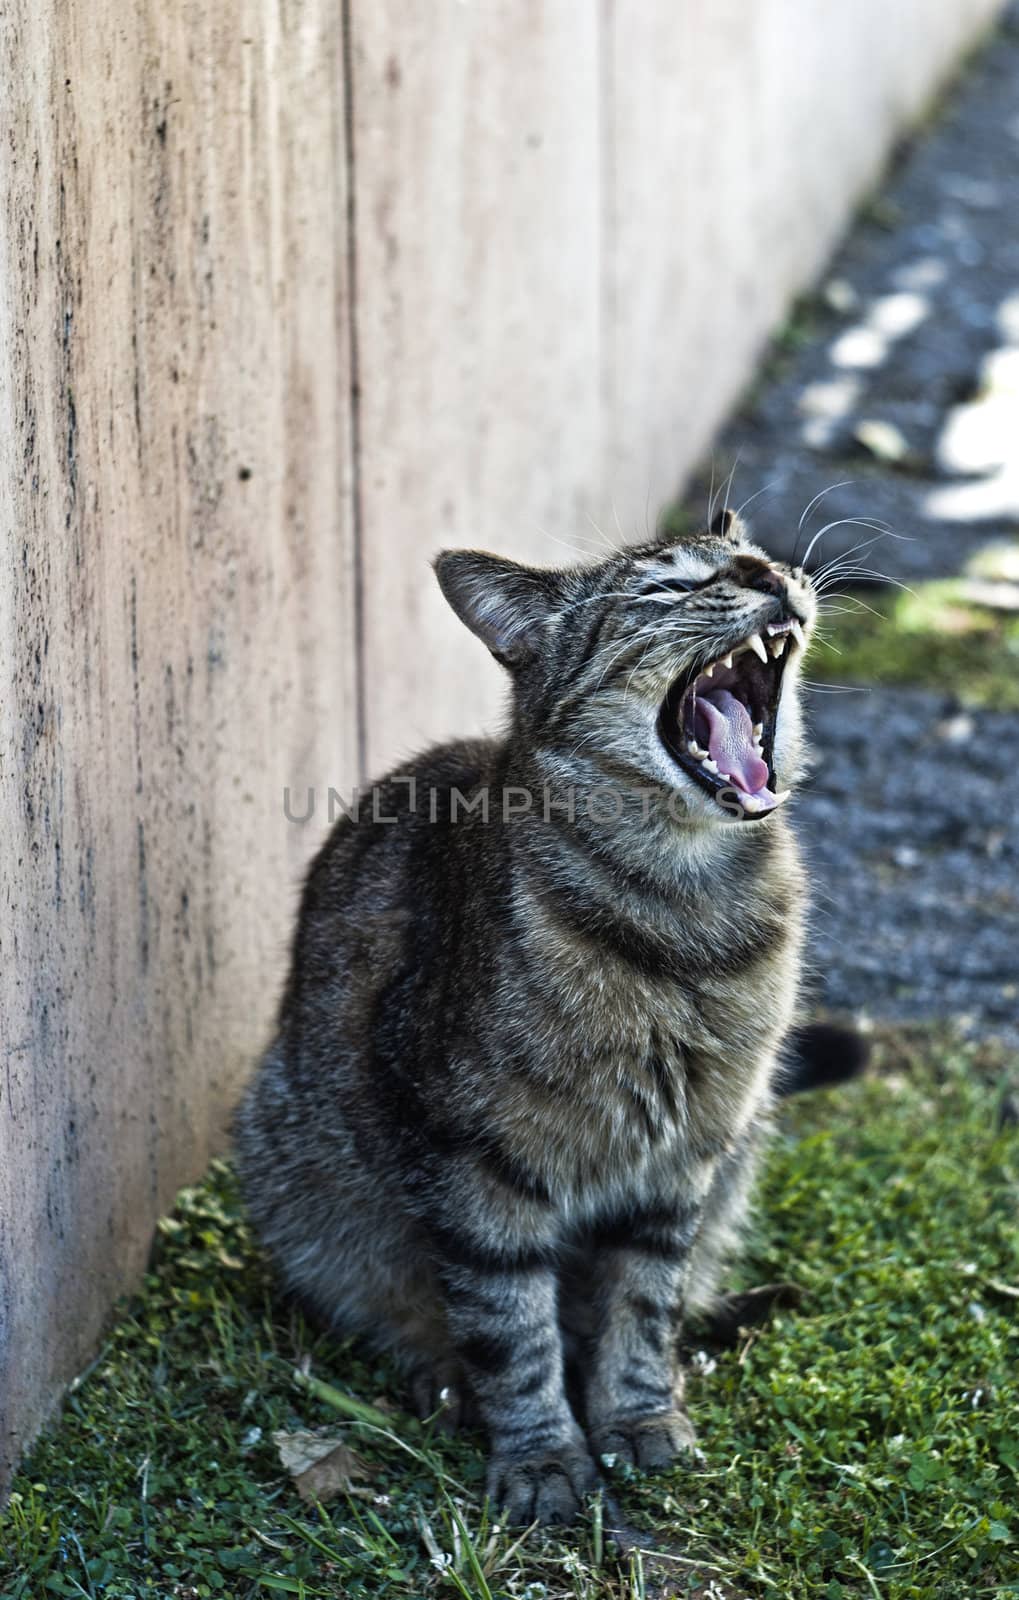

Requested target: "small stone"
[
  {"left": 854, "top": 418, "right": 910, "bottom": 464},
  {"left": 966, "top": 540, "right": 1019, "bottom": 584},
  {"left": 822, "top": 277, "right": 859, "bottom": 315},
  {"left": 936, "top": 712, "right": 974, "bottom": 743},
  {"left": 957, "top": 579, "right": 1019, "bottom": 612},
  {"left": 830, "top": 327, "right": 886, "bottom": 369},
  {"left": 939, "top": 174, "right": 1001, "bottom": 209}
]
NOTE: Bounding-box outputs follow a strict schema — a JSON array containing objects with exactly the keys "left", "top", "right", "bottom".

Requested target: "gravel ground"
[
  {"left": 797, "top": 687, "right": 1019, "bottom": 1047},
  {"left": 681, "top": 10, "right": 1019, "bottom": 1047}
]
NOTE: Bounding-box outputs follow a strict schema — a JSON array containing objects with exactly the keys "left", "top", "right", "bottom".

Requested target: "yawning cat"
[{"left": 235, "top": 509, "right": 823, "bottom": 1525}]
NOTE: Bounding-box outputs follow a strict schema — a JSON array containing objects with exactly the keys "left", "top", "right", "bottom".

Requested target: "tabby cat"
[{"left": 235, "top": 510, "right": 825, "bottom": 1525}]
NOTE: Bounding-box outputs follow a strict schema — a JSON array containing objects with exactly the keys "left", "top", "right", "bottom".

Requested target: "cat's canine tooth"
[
  {"left": 702, "top": 661, "right": 715, "bottom": 678},
  {"left": 769, "top": 636, "right": 787, "bottom": 659},
  {"left": 773, "top": 789, "right": 791, "bottom": 804},
  {"left": 746, "top": 633, "right": 768, "bottom": 663},
  {"left": 790, "top": 620, "right": 807, "bottom": 651},
  {"left": 721, "top": 653, "right": 734, "bottom": 669}
]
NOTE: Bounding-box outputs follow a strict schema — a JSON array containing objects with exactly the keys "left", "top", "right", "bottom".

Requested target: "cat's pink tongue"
[{"left": 697, "top": 689, "right": 770, "bottom": 796}]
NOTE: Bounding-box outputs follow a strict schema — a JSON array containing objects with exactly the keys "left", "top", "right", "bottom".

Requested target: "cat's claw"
[
  {"left": 487, "top": 1442, "right": 601, "bottom": 1526},
  {"left": 590, "top": 1408, "right": 699, "bottom": 1473}
]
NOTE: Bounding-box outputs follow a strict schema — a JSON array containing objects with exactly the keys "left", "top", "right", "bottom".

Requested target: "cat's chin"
[{"left": 657, "top": 616, "right": 808, "bottom": 823}]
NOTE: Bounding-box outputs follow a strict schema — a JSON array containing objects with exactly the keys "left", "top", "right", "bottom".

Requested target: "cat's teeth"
[
  {"left": 702, "top": 662, "right": 715, "bottom": 678},
  {"left": 752, "top": 722, "right": 764, "bottom": 738},
  {"left": 769, "top": 636, "right": 787, "bottom": 659},
  {"left": 701, "top": 757, "right": 719, "bottom": 773},
  {"left": 721, "top": 653, "right": 734, "bottom": 669},
  {"left": 687, "top": 739, "right": 706, "bottom": 758},
  {"left": 739, "top": 787, "right": 791, "bottom": 813},
  {"left": 746, "top": 633, "right": 768, "bottom": 663},
  {"left": 790, "top": 620, "right": 807, "bottom": 651}
]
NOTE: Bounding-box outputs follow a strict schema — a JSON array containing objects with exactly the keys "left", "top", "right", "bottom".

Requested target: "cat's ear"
[
  {"left": 709, "top": 508, "right": 747, "bottom": 543},
  {"left": 434, "top": 551, "right": 564, "bottom": 667}
]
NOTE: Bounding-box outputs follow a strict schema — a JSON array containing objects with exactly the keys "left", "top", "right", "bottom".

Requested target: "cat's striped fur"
[{"left": 235, "top": 511, "right": 819, "bottom": 1524}]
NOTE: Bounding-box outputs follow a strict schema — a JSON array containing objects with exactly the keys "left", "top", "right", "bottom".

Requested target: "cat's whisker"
[
  {"left": 532, "top": 521, "right": 605, "bottom": 559},
  {"left": 797, "top": 479, "right": 856, "bottom": 534},
  {"left": 800, "top": 680, "right": 870, "bottom": 693},
  {"left": 798, "top": 515, "right": 903, "bottom": 572},
  {"left": 610, "top": 497, "right": 627, "bottom": 547},
  {"left": 789, "top": 478, "right": 858, "bottom": 565},
  {"left": 583, "top": 510, "right": 626, "bottom": 556},
  {"left": 704, "top": 458, "right": 718, "bottom": 534},
  {"left": 814, "top": 566, "right": 917, "bottom": 597},
  {"left": 817, "top": 595, "right": 886, "bottom": 620},
  {"left": 811, "top": 530, "right": 902, "bottom": 583},
  {"left": 714, "top": 455, "right": 742, "bottom": 533},
  {"left": 730, "top": 479, "right": 778, "bottom": 526}
]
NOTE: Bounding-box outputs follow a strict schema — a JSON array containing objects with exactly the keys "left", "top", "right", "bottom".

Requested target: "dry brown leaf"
[{"left": 273, "top": 1427, "right": 376, "bottom": 1503}]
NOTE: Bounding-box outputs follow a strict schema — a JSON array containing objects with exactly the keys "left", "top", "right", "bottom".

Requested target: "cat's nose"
[{"left": 729, "top": 555, "right": 788, "bottom": 600}]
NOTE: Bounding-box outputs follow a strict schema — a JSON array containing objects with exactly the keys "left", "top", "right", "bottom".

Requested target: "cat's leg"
[
  {"left": 579, "top": 1138, "right": 765, "bottom": 1468},
  {"left": 682, "top": 1133, "right": 764, "bottom": 1318},
  {"left": 432, "top": 1231, "right": 599, "bottom": 1524},
  {"left": 581, "top": 1199, "right": 702, "bottom": 1470}
]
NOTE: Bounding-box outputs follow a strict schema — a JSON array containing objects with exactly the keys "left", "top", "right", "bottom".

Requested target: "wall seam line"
[
  {"left": 599, "top": 0, "right": 614, "bottom": 535},
  {"left": 341, "top": 0, "right": 368, "bottom": 786}
]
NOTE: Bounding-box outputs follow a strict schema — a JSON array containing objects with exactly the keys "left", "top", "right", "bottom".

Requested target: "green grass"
[
  {"left": 2, "top": 1031, "right": 1017, "bottom": 1600},
  {"left": 809, "top": 543, "right": 1019, "bottom": 709}
]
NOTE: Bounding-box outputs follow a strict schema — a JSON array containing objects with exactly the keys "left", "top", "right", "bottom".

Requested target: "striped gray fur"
[{"left": 234, "top": 512, "right": 818, "bottom": 1524}]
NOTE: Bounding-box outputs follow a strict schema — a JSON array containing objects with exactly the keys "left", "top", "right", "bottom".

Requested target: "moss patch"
[
  {"left": 1, "top": 1032, "right": 1017, "bottom": 1599},
  {"left": 810, "top": 553, "right": 1019, "bottom": 709}
]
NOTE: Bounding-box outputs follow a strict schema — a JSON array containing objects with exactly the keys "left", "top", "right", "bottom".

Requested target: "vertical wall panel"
[
  {"left": 350, "top": 1, "right": 603, "bottom": 775},
  {"left": 0, "top": 0, "right": 357, "bottom": 1486}
]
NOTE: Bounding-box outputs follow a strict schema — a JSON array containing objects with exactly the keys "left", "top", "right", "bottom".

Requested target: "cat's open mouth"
[{"left": 658, "top": 618, "right": 806, "bottom": 819}]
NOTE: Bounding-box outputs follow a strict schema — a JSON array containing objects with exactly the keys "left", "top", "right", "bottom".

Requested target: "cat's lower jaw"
[{"left": 487, "top": 1435, "right": 601, "bottom": 1526}]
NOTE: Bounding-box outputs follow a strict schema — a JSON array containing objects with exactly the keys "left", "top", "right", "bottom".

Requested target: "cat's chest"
[
  {"left": 488, "top": 850, "right": 804, "bottom": 1185},
  {"left": 492, "top": 952, "right": 791, "bottom": 1195},
  {"left": 531, "top": 928, "right": 793, "bottom": 1164}
]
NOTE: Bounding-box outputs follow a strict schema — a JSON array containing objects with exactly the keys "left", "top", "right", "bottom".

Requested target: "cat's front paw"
[
  {"left": 589, "top": 1408, "right": 699, "bottom": 1472},
  {"left": 409, "top": 1363, "right": 479, "bottom": 1435},
  {"left": 487, "top": 1441, "right": 601, "bottom": 1525}
]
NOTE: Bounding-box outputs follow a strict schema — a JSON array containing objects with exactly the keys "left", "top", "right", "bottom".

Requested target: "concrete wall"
[{"left": 0, "top": 0, "right": 1003, "bottom": 1486}]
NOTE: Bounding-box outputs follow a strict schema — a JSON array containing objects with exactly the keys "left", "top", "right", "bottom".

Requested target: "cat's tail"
[{"left": 776, "top": 1020, "right": 870, "bottom": 1096}]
